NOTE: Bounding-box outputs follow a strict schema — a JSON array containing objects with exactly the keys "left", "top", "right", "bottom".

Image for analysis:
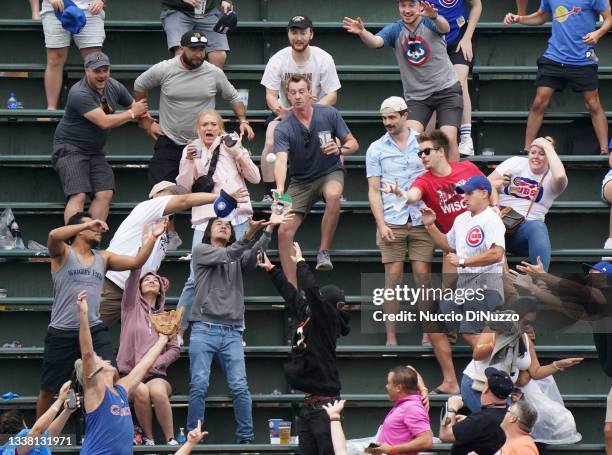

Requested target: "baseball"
[{"left": 266, "top": 153, "right": 277, "bottom": 164}]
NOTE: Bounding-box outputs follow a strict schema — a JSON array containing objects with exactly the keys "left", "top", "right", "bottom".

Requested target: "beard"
[
  {"left": 181, "top": 53, "right": 204, "bottom": 69},
  {"left": 88, "top": 237, "right": 101, "bottom": 249}
]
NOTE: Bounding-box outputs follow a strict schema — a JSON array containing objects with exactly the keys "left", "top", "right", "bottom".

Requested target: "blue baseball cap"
[
  {"left": 213, "top": 189, "right": 238, "bottom": 219},
  {"left": 456, "top": 175, "right": 492, "bottom": 194},
  {"left": 583, "top": 261, "right": 612, "bottom": 276},
  {"left": 54, "top": 0, "right": 86, "bottom": 35}
]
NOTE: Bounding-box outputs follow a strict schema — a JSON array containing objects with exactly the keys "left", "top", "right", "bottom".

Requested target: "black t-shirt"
[{"left": 451, "top": 407, "right": 506, "bottom": 455}]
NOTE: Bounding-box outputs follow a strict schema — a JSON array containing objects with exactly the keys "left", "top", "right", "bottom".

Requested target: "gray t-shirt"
[
  {"left": 273, "top": 104, "right": 350, "bottom": 181},
  {"left": 134, "top": 57, "right": 241, "bottom": 145},
  {"left": 54, "top": 77, "right": 133, "bottom": 151},
  {"left": 49, "top": 248, "right": 105, "bottom": 330},
  {"left": 377, "top": 19, "right": 458, "bottom": 101}
]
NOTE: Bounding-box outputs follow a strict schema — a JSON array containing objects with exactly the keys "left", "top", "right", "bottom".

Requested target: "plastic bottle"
[
  {"left": 9, "top": 220, "right": 25, "bottom": 250},
  {"left": 176, "top": 428, "right": 187, "bottom": 444},
  {"left": 7, "top": 93, "right": 18, "bottom": 110}
]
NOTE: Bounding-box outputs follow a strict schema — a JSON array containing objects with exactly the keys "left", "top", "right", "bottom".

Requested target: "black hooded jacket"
[{"left": 267, "top": 261, "right": 350, "bottom": 396}]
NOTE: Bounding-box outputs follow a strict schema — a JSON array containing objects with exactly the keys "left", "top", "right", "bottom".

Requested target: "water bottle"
[
  {"left": 9, "top": 220, "right": 25, "bottom": 250},
  {"left": 7, "top": 93, "right": 18, "bottom": 110},
  {"left": 176, "top": 428, "right": 187, "bottom": 444}
]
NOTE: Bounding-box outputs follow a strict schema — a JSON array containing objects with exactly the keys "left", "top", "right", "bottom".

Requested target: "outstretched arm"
[
  {"left": 117, "top": 334, "right": 170, "bottom": 397},
  {"left": 104, "top": 219, "right": 167, "bottom": 271}
]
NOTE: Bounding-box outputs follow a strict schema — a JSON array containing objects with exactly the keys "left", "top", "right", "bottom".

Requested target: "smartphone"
[
  {"left": 66, "top": 389, "right": 77, "bottom": 410},
  {"left": 364, "top": 443, "right": 380, "bottom": 453}
]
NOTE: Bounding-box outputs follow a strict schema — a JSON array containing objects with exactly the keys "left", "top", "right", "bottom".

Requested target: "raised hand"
[
  {"left": 88, "top": 219, "right": 109, "bottom": 233},
  {"left": 290, "top": 242, "right": 304, "bottom": 263},
  {"left": 516, "top": 256, "right": 545, "bottom": 275},
  {"left": 421, "top": 1, "right": 439, "bottom": 18},
  {"left": 380, "top": 181, "right": 405, "bottom": 198},
  {"left": 256, "top": 251, "right": 275, "bottom": 272},
  {"left": 187, "top": 419, "right": 209, "bottom": 444},
  {"left": 151, "top": 218, "right": 169, "bottom": 238},
  {"left": 322, "top": 399, "right": 346, "bottom": 419},
  {"left": 76, "top": 290, "right": 88, "bottom": 312},
  {"left": 508, "top": 269, "right": 535, "bottom": 292},
  {"left": 343, "top": 16, "right": 365, "bottom": 34},
  {"left": 185, "top": 140, "right": 199, "bottom": 160},
  {"left": 419, "top": 207, "right": 437, "bottom": 226}
]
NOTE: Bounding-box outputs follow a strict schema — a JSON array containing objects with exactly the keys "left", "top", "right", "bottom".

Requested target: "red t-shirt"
[{"left": 411, "top": 161, "right": 484, "bottom": 233}]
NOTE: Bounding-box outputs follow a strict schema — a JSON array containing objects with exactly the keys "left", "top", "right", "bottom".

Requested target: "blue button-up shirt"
[{"left": 366, "top": 130, "right": 426, "bottom": 226}]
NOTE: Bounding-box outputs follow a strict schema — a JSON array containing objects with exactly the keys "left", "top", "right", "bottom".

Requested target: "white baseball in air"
[{"left": 266, "top": 153, "right": 277, "bottom": 164}]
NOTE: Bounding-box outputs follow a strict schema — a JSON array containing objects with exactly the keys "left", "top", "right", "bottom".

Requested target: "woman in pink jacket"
[
  {"left": 175, "top": 108, "right": 261, "bottom": 336},
  {"left": 116, "top": 268, "right": 180, "bottom": 446}
]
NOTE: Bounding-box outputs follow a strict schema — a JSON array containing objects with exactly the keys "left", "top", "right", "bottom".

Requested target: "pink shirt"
[
  {"left": 377, "top": 394, "right": 431, "bottom": 455},
  {"left": 176, "top": 136, "right": 261, "bottom": 225}
]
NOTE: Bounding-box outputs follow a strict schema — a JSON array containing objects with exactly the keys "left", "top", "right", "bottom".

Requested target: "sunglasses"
[
  {"left": 100, "top": 96, "right": 113, "bottom": 115},
  {"left": 417, "top": 146, "right": 439, "bottom": 158},
  {"left": 189, "top": 35, "right": 208, "bottom": 44},
  {"left": 302, "top": 130, "right": 312, "bottom": 147},
  {"left": 407, "top": 31, "right": 418, "bottom": 54}
]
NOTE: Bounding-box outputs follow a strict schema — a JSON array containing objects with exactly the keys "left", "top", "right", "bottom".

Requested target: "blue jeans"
[
  {"left": 460, "top": 374, "right": 482, "bottom": 413},
  {"left": 505, "top": 220, "right": 551, "bottom": 271},
  {"left": 177, "top": 221, "right": 249, "bottom": 330},
  {"left": 186, "top": 322, "right": 253, "bottom": 441}
]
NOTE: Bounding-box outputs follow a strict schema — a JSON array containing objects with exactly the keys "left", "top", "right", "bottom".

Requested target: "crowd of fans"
[{"left": 2, "top": 0, "right": 612, "bottom": 454}]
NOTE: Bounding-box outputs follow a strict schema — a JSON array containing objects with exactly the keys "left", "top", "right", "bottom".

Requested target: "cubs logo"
[
  {"left": 438, "top": 0, "right": 460, "bottom": 8},
  {"left": 402, "top": 34, "right": 431, "bottom": 66},
  {"left": 466, "top": 226, "right": 484, "bottom": 247},
  {"left": 505, "top": 177, "right": 544, "bottom": 202}
]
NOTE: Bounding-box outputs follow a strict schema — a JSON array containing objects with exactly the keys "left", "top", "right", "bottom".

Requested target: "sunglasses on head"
[
  {"left": 100, "top": 96, "right": 113, "bottom": 115},
  {"left": 417, "top": 146, "right": 439, "bottom": 158},
  {"left": 189, "top": 36, "right": 208, "bottom": 44}
]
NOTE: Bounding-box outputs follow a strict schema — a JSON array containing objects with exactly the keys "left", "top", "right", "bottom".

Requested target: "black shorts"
[
  {"left": 52, "top": 143, "right": 115, "bottom": 198},
  {"left": 535, "top": 56, "right": 598, "bottom": 92},
  {"left": 408, "top": 82, "right": 464, "bottom": 129},
  {"left": 447, "top": 24, "right": 474, "bottom": 69},
  {"left": 148, "top": 135, "right": 184, "bottom": 186},
  {"left": 41, "top": 324, "right": 115, "bottom": 392}
]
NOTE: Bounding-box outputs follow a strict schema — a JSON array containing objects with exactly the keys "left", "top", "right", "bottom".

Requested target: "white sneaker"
[
  {"left": 459, "top": 137, "right": 474, "bottom": 157},
  {"left": 603, "top": 238, "right": 612, "bottom": 261},
  {"left": 167, "top": 232, "right": 183, "bottom": 251},
  {"left": 143, "top": 438, "right": 155, "bottom": 446},
  {"left": 167, "top": 438, "right": 179, "bottom": 446}
]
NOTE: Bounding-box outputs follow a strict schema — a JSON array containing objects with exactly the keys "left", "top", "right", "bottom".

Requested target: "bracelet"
[
  {"left": 431, "top": 13, "right": 438, "bottom": 20},
  {"left": 447, "top": 408, "right": 458, "bottom": 414},
  {"left": 239, "top": 119, "right": 250, "bottom": 124},
  {"left": 329, "top": 417, "right": 343, "bottom": 422},
  {"left": 128, "top": 109, "right": 135, "bottom": 119},
  {"left": 553, "top": 361, "right": 564, "bottom": 371}
]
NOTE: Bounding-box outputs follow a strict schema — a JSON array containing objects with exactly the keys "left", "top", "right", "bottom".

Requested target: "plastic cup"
[
  {"left": 318, "top": 130, "right": 332, "bottom": 147},
  {"left": 237, "top": 89, "right": 249, "bottom": 110},
  {"left": 268, "top": 418, "right": 283, "bottom": 444},
  {"left": 279, "top": 421, "right": 292, "bottom": 444}
]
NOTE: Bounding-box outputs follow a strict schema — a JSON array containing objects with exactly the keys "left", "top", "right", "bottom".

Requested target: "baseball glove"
[{"left": 148, "top": 307, "right": 184, "bottom": 338}]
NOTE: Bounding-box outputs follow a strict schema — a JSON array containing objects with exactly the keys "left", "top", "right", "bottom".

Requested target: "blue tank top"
[
  {"left": 81, "top": 385, "right": 133, "bottom": 455},
  {"left": 430, "top": 0, "right": 467, "bottom": 45}
]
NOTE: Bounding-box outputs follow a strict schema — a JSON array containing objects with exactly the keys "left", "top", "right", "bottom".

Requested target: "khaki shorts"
[
  {"left": 287, "top": 170, "right": 344, "bottom": 214},
  {"left": 376, "top": 222, "right": 434, "bottom": 264},
  {"left": 606, "top": 386, "right": 612, "bottom": 422},
  {"left": 99, "top": 278, "right": 123, "bottom": 328}
]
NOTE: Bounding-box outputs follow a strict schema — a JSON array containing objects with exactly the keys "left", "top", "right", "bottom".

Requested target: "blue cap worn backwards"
[
  {"left": 55, "top": 0, "right": 86, "bottom": 34},
  {"left": 456, "top": 175, "right": 492, "bottom": 194}
]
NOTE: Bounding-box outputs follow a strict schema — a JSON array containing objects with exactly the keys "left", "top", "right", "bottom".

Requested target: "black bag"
[
  {"left": 192, "top": 143, "right": 222, "bottom": 193},
  {"left": 213, "top": 11, "right": 238, "bottom": 34}
]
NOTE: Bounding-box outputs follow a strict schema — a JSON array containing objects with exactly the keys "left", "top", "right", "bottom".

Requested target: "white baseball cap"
[
  {"left": 149, "top": 181, "right": 188, "bottom": 199},
  {"left": 380, "top": 96, "right": 408, "bottom": 113}
]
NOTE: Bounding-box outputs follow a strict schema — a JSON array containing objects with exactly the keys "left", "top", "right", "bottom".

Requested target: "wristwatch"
[
  {"left": 431, "top": 12, "right": 439, "bottom": 20},
  {"left": 459, "top": 258, "right": 466, "bottom": 268}
]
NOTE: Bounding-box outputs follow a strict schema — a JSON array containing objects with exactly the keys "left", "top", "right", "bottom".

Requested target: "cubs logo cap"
[
  {"left": 288, "top": 15, "right": 313, "bottom": 29},
  {"left": 456, "top": 175, "right": 492, "bottom": 194},
  {"left": 180, "top": 30, "right": 209, "bottom": 48},
  {"left": 84, "top": 52, "right": 111, "bottom": 70},
  {"left": 213, "top": 189, "right": 238, "bottom": 218}
]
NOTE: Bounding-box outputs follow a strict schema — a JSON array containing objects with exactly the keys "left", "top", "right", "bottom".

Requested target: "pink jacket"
[
  {"left": 176, "top": 136, "right": 261, "bottom": 225},
  {"left": 117, "top": 268, "right": 180, "bottom": 378}
]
